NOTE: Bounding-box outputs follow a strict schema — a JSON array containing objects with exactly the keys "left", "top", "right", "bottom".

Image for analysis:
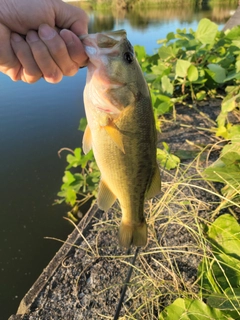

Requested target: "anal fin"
[
  {"left": 146, "top": 164, "right": 161, "bottom": 200},
  {"left": 97, "top": 179, "right": 116, "bottom": 211}
]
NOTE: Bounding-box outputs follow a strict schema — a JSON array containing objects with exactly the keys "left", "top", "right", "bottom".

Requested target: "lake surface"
[{"left": 1, "top": 1, "right": 237, "bottom": 318}]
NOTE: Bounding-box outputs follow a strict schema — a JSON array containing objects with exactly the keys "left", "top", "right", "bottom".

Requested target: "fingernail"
[
  {"left": 60, "top": 29, "right": 74, "bottom": 46},
  {"left": 11, "top": 33, "right": 23, "bottom": 42},
  {"left": 27, "top": 31, "right": 39, "bottom": 42},
  {"left": 39, "top": 24, "right": 56, "bottom": 40}
]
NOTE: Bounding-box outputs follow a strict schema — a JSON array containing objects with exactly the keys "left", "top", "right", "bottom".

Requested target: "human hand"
[{"left": 0, "top": 0, "right": 88, "bottom": 83}]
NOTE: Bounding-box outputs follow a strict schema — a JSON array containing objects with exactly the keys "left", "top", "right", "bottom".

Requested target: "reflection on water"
[
  {"left": 71, "top": 0, "right": 238, "bottom": 31},
  {"left": 2, "top": 1, "right": 238, "bottom": 319},
  {"left": 82, "top": 1, "right": 237, "bottom": 54}
]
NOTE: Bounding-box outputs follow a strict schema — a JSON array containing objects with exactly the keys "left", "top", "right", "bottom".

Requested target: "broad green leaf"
[
  {"left": 161, "top": 75, "right": 173, "bottom": 95},
  {"left": 213, "top": 254, "right": 240, "bottom": 291},
  {"left": 204, "top": 68, "right": 221, "bottom": 87},
  {"left": 231, "top": 135, "right": 240, "bottom": 144},
  {"left": 152, "top": 93, "right": 173, "bottom": 115},
  {"left": 199, "top": 253, "right": 240, "bottom": 295},
  {"left": 236, "top": 60, "right": 240, "bottom": 73},
  {"left": 195, "top": 18, "right": 218, "bottom": 44},
  {"left": 217, "top": 46, "right": 226, "bottom": 56},
  {"left": 176, "top": 27, "right": 186, "bottom": 34},
  {"left": 224, "top": 71, "right": 240, "bottom": 82},
  {"left": 225, "top": 86, "right": 236, "bottom": 95},
  {"left": 66, "top": 148, "right": 82, "bottom": 168},
  {"left": 200, "top": 214, "right": 240, "bottom": 293},
  {"left": 151, "top": 61, "right": 168, "bottom": 76},
  {"left": 162, "top": 141, "right": 170, "bottom": 152},
  {"left": 145, "top": 73, "right": 157, "bottom": 82},
  {"left": 216, "top": 126, "right": 228, "bottom": 139},
  {"left": 198, "top": 68, "right": 206, "bottom": 80},
  {"left": 78, "top": 117, "right": 87, "bottom": 131},
  {"left": 154, "top": 93, "right": 172, "bottom": 102},
  {"left": 216, "top": 112, "right": 227, "bottom": 128},
  {"left": 228, "top": 126, "right": 240, "bottom": 139},
  {"left": 158, "top": 45, "right": 175, "bottom": 60},
  {"left": 204, "top": 160, "right": 240, "bottom": 184},
  {"left": 187, "top": 39, "right": 199, "bottom": 49},
  {"left": 157, "top": 38, "right": 166, "bottom": 44},
  {"left": 232, "top": 40, "right": 240, "bottom": 50},
  {"left": 221, "top": 141, "right": 240, "bottom": 166},
  {"left": 157, "top": 101, "right": 172, "bottom": 115},
  {"left": 62, "top": 171, "right": 75, "bottom": 186},
  {"left": 221, "top": 93, "right": 240, "bottom": 113},
  {"left": 207, "top": 64, "right": 226, "bottom": 83},
  {"left": 196, "top": 90, "right": 206, "bottom": 100},
  {"left": 134, "top": 45, "right": 146, "bottom": 62},
  {"left": 159, "top": 298, "right": 230, "bottom": 320},
  {"left": 207, "top": 290, "right": 240, "bottom": 311},
  {"left": 175, "top": 149, "right": 199, "bottom": 160},
  {"left": 203, "top": 136, "right": 240, "bottom": 202},
  {"left": 208, "top": 214, "right": 240, "bottom": 258},
  {"left": 187, "top": 64, "right": 199, "bottom": 82},
  {"left": 79, "top": 149, "right": 95, "bottom": 169},
  {"left": 176, "top": 32, "right": 195, "bottom": 41},
  {"left": 225, "top": 26, "right": 240, "bottom": 40},
  {"left": 176, "top": 59, "right": 191, "bottom": 78},
  {"left": 166, "top": 31, "right": 175, "bottom": 41},
  {"left": 66, "top": 188, "right": 77, "bottom": 206},
  {"left": 157, "top": 147, "right": 180, "bottom": 170}
]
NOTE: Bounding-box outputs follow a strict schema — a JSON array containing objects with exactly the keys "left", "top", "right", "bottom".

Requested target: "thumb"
[{"left": 54, "top": 1, "right": 88, "bottom": 35}]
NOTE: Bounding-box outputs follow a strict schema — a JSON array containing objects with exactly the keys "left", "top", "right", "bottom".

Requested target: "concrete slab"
[{"left": 223, "top": 5, "right": 240, "bottom": 31}]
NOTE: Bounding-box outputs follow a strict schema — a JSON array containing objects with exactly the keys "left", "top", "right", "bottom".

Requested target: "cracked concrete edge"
[
  {"left": 8, "top": 205, "right": 102, "bottom": 320},
  {"left": 223, "top": 5, "right": 240, "bottom": 31}
]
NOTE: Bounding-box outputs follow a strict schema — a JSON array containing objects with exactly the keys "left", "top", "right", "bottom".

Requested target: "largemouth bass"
[{"left": 81, "top": 30, "right": 161, "bottom": 248}]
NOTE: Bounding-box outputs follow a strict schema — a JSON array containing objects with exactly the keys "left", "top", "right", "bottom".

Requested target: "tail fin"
[{"left": 118, "top": 221, "right": 147, "bottom": 248}]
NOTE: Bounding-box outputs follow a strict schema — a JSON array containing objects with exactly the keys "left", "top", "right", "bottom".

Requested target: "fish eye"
[{"left": 124, "top": 52, "right": 134, "bottom": 64}]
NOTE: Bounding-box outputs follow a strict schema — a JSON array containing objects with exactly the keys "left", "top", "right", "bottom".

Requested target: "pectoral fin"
[
  {"left": 82, "top": 125, "right": 92, "bottom": 154},
  {"left": 104, "top": 123, "right": 125, "bottom": 154},
  {"left": 97, "top": 179, "right": 117, "bottom": 211},
  {"left": 146, "top": 164, "right": 161, "bottom": 199}
]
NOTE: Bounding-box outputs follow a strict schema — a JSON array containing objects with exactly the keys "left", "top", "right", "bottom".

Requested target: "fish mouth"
[
  {"left": 81, "top": 30, "right": 127, "bottom": 89},
  {"left": 80, "top": 29, "right": 126, "bottom": 54},
  {"left": 79, "top": 30, "right": 127, "bottom": 67},
  {"left": 96, "top": 30, "right": 126, "bottom": 48}
]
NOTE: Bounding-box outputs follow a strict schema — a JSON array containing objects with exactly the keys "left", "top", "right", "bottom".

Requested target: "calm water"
[{"left": 1, "top": 2, "right": 236, "bottom": 318}]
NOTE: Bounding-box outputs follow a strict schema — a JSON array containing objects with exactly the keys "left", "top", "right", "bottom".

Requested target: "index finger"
[
  {"left": 38, "top": 24, "right": 83, "bottom": 76},
  {"left": 59, "top": 29, "right": 88, "bottom": 67}
]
